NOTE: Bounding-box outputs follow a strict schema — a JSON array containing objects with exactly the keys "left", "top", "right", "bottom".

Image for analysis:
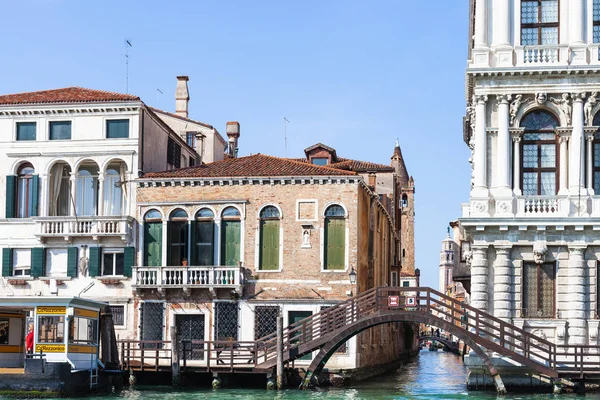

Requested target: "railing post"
[
  {"left": 207, "top": 341, "right": 211, "bottom": 370},
  {"left": 277, "top": 316, "right": 284, "bottom": 390},
  {"left": 171, "top": 326, "right": 180, "bottom": 387}
]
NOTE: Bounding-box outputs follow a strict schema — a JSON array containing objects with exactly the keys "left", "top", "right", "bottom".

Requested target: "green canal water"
[{"left": 0, "top": 350, "right": 587, "bottom": 399}]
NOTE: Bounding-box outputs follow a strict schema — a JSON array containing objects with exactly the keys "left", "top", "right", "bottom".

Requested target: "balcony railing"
[
  {"left": 520, "top": 196, "right": 561, "bottom": 215},
  {"left": 34, "top": 216, "right": 133, "bottom": 241},
  {"left": 132, "top": 266, "right": 244, "bottom": 293},
  {"left": 520, "top": 45, "right": 560, "bottom": 65}
]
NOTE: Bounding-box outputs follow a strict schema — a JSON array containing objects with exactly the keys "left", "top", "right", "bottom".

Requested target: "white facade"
[
  {"left": 462, "top": 0, "right": 600, "bottom": 347},
  {"left": 439, "top": 235, "right": 456, "bottom": 294}
]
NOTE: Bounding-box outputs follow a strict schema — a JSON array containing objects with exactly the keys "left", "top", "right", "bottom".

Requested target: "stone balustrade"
[
  {"left": 132, "top": 265, "right": 244, "bottom": 293},
  {"left": 34, "top": 216, "right": 133, "bottom": 241}
]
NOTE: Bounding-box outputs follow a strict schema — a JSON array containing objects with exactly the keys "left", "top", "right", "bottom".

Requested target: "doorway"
[
  {"left": 175, "top": 314, "right": 205, "bottom": 360},
  {"left": 288, "top": 311, "right": 312, "bottom": 360}
]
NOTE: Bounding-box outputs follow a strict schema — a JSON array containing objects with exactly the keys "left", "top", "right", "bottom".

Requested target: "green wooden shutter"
[
  {"left": 31, "top": 175, "right": 39, "bottom": 217},
  {"left": 166, "top": 222, "right": 173, "bottom": 266},
  {"left": 325, "top": 219, "right": 345, "bottom": 270},
  {"left": 144, "top": 222, "right": 162, "bottom": 267},
  {"left": 123, "top": 247, "right": 135, "bottom": 277},
  {"left": 189, "top": 220, "right": 197, "bottom": 265},
  {"left": 89, "top": 247, "right": 102, "bottom": 277},
  {"left": 221, "top": 220, "right": 240, "bottom": 266},
  {"left": 67, "top": 247, "right": 78, "bottom": 278},
  {"left": 259, "top": 220, "right": 279, "bottom": 270},
  {"left": 5, "top": 176, "right": 15, "bottom": 218},
  {"left": 2, "top": 248, "right": 12, "bottom": 277},
  {"left": 31, "top": 248, "right": 46, "bottom": 277}
]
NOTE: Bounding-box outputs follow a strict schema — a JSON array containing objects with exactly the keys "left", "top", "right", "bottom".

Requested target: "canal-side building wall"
[
  {"left": 460, "top": 0, "right": 600, "bottom": 388},
  {"left": 133, "top": 147, "right": 418, "bottom": 375}
]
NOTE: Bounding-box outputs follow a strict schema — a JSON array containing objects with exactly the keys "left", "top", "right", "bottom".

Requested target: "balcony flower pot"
[{"left": 182, "top": 259, "right": 188, "bottom": 267}]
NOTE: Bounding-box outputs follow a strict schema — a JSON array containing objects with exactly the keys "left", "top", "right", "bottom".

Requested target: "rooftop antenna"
[
  {"left": 156, "top": 88, "right": 163, "bottom": 106},
  {"left": 125, "top": 39, "right": 132, "bottom": 93},
  {"left": 284, "top": 117, "right": 290, "bottom": 157}
]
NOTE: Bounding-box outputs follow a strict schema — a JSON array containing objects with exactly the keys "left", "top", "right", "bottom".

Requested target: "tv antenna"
[
  {"left": 125, "top": 39, "right": 132, "bottom": 93},
  {"left": 284, "top": 117, "right": 290, "bottom": 157},
  {"left": 156, "top": 88, "right": 163, "bottom": 106}
]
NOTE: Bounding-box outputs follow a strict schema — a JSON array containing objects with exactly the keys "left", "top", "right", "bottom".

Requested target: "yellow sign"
[
  {"left": 35, "top": 344, "right": 65, "bottom": 353},
  {"left": 0, "top": 345, "right": 22, "bottom": 353},
  {"left": 74, "top": 308, "right": 99, "bottom": 319},
  {"left": 69, "top": 345, "right": 98, "bottom": 354},
  {"left": 36, "top": 306, "right": 66, "bottom": 315}
]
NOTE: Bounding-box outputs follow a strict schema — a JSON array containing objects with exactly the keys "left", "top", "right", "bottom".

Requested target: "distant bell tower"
[
  {"left": 439, "top": 228, "right": 456, "bottom": 294},
  {"left": 391, "top": 139, "right": 415, "bottom": 274}
]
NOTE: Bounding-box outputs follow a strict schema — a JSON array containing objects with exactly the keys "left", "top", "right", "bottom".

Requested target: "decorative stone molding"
[
  {"left": 555, "top": 127, "right": 572, "bottom": 142},
  {"left": 463, "top": 250, "right": 473, "bottom": 267},
  {"left": 510, "top": 128, "right": 524, "bottom": 143},
  {"left": 584, "top": 126, "right": 598, "bottom": 142},
  {"left": 535, "top": 92, "right": 547, "bottom": 105},
  {"left": 496, "top": 200, "right": 511, "bottom": 214},
  {"left": 510, "top": 95, "right": 531, "bottom": 126},
  {"left": 496, "top": 94, "right": 512, "bottom": 104},
  {"left": 474, "top": 94, "right": 488, "bottom": 105},
  {"left": 585, "top": 92, "right": 598, "bottom": 126},
  {"left": 472, "top": 201, "right": 488, "bottom": 214},
  {"left": 550, "top": 93, "right": 573, "bottom": 126},
  {"left": 533, "top": 241, "right": 548, "bottom": 264}
]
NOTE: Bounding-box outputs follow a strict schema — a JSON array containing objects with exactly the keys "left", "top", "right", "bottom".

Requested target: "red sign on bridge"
[{"left": 388, "top": 296, "right": 400, "bottom": 307}]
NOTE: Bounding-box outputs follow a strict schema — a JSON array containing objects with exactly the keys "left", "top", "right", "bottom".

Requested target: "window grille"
[
  {"left": 254, "top": 306, "right": 279, "bottom": 340},
  {"left": 109, "top": 305, "right": 125, "bottom": 326},
  {"left": 140, "top": 302, "right": 164, "bottom": 348},
  {"left": 521, "top": 0, "right": 559, "bottom": 45},
  {"left": 215, "top": 302, "right": 238, "bottom": 341},
  {"left": 523, "top": 262, "right": 555, "bottom": 318},
  {"left": 320, "top": 306, "right": 347, "bottom": 353},
  {"left": 176, "top": 315, "right": 205, "bottom": 360}
]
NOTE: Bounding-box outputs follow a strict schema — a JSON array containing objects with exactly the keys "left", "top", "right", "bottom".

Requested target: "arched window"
[
  {"left": 76, "top": 164, "right": 99, "bottom": 216},
  {"left": 401, "top": 194, "right": 408, "bottom": 208},
  {"left": 520, "top": 111, "right": 559, "bottom": 195},
  {"left": 193, "top": 208, "right": 215, "bottom": 266},
  {"left": 592, "top": 113, "right": 600, "bottom": 192},
  {"left": 221, "top": 207, "right": 241, "bottom": 266},
  {"left": 103, "top": 163, "right": 123, "bottom": 216},
  {"left": 16, "top": 164, "right": 37, "bottom": 218},
  {"left": 168, "top": 209, "right": 189, "bottom": 266},
  {"left": 259, "top": 206, "right": 280, "bottom": 271},
  {"left": 49, "top": 163, "right": 71, "bottom": 216},
  {"left": 143, "top": 210, "right": 163, "bottom": 267},
  {"left": 324, "top": 205, "right": 346, "bottom": 270}
]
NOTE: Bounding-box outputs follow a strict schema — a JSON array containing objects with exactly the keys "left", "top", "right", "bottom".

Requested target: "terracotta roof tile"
[
  {"left": 330, "top": 159, "right": 394, "bottom": 172},
  {"left": 0, "top": 87, "right": 140, "bottom": 105},
  {"left": 142, "top": 154, "right": 358, "bottom": 179}
]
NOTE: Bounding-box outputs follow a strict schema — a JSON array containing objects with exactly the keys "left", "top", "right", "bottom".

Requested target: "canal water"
[{"left": 0, "top": 350, "right": 585, "bottom": 399}]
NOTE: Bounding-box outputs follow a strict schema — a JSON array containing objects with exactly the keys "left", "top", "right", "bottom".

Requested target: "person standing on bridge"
[
  {"left": 26, "top": 323, "right": 34, "bottom": 355},
  {"left": 436, "top": 328, "right": 440, "bottom": 337}
]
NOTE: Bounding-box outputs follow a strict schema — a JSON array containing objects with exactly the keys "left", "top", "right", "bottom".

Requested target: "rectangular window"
[
  {"left": 254, "top": 306, "right": 279, "bottom": 340},
  {"left": 594, "top": 0, "right": 600, "bottom": 43},
  {"left": 106, "top": 119, "right": 129, "bottom": 139},
  {"left": 140, "top": 302, "right": 164, "bottom": 349},
  {"left": 110, "top": 305, "right": 125, "bottom": 327},
  {"left": 521, "top": 133, "right": 557, "bottom": 195},
  {"left": 68, "top": 316, "right": 98, "bottom": 344},
  {"left": 102, "top": 251, "right": 124, "bottom": 276},
  {"left": 391, "top": 271, "right": 398, "bottom": 287},
  {"left": 0, "top": 318, "right": 9, "bottom": 344},
  {"left": 214, "top": 302, "right": 238, "bottom": 341},
  {"left": 45, "top": 248, "right": 68, "bottom": 278},
  {"left": 521, "top": 0, "right": 559, "bottom": 45},
  {"left": 49, "top": 121, "right": 72, "bottom": 140},
  {"left": 402, "top": 281, "right": 410, "bottom": 287},
  {"left": 311, "top": 158, "right": 328, "bottom": 166},
  {"left": 523, "top": 262, "right": 555, "bottom": 318},
  {"left": 16, "top": 122, "right": 36, "bottom": 141},
  {"left": 167, "top": 138, "right": 182, "bottom": 168},
  {"left": 186, "top": 132, "right": 196, "bottom": 148},
  {"left": 13, "top": 249, "right": 31, "bottom": 276},
  {"left": 38, "top": 315, "right": 65, "bottom": 344}
]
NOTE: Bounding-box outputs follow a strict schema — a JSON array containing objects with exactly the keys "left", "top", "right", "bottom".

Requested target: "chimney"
[
  {"left": 175, "top": 76, "right": 190, "bottom": 118},
  {"left": 226, "top": 121, "right": 240, "bottom": 158}
]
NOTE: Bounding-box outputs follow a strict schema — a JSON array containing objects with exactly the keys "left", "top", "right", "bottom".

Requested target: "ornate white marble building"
[{"left": 461, "top": 0, "right": 600, "bottom": 357}]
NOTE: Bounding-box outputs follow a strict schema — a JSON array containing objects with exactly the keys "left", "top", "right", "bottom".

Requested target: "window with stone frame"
[
  {"left": 194, "top": 208, "right": 215, "bottom": 266},
  {"left": 520, "top": 111, "right": 559, "bottom": 196},
  {"left": 594, "top": 0, "right": 600, "bottom": 44},
  {"left": 109, "top": 305, "right": 125, "bottom": 327},
  {"left": 523, "top": 262, "right": 555, "bottom": 318},
  {"left": 259, "top": 206, "right": 280, "bottom": 271},
  {"left": 521, "top": 0, "right": 559, "bottom": 46},
  {"left": 214, "top": 302, "right": 238, "bottom": 341},
  {"left": 168, "top": 209, "right": 189, "bottom": 266},
  {"left": 254, "top": 306, "right": 279, "bottom": 340},
  {"left": 324, "top": 205, "right": 346, "bottom": 270}
]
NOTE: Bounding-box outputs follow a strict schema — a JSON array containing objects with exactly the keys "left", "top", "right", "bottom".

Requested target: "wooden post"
[
  {"left": 276, "top": 316, "right": 284, "bottom": 390},
  {"left": 171, "top": 326, "right": 181, "bottom": 388}
]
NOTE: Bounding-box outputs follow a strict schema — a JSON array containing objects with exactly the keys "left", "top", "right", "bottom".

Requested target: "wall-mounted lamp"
[{"left": 349, "top": 267, "right": 357, "bottom": 285}]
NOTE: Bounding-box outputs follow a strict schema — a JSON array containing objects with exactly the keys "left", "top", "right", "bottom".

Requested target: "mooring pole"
[
  {"left": 171, "top": 326, "right": 181, "bottom": 388},
  {"left": 277, "top": 316, "right": 284, "bottom": 389}
]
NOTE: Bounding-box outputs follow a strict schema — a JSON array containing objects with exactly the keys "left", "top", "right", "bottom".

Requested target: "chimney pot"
[{"left": 226, "top": 121, "right": 240, "bottom": 158}]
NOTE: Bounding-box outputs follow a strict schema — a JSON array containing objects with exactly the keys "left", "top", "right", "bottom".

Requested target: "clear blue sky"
[{"left": 1, "top": 0, "right": 470, "bottom": 289}]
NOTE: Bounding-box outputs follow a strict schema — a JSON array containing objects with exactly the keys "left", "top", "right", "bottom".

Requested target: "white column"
[
  {"left": 569, "top": 0, "right": 585, "bottom": 44},
  {"left": 559, "top": 135, "right": 570, "bottom": 194},
  {"left": 474, "top": 0, "right": 488, "bottom": 48},
  {"left": 570, "top": 95, "right": 585, "bottom": 193},
  {"left": 493, "top": 246, "right": 512, "bottom": 323},
  {"left": 492, "top": 0, "right": 511, "bottom": 46},
  {"left": 471, "top": 245, "right": 489, "bottom": 313},
  {"left": 496, "top": 95, "right": 511, "bottom": 193},
  {"left": 473, "top": 95, "right": 488, "bottom": 193},
  {"left": 587, "top": 133, "right": 594, "bottom": 193},
  {"left": 69, "top": 173, "right": 77, "bottom": 216},
  {"left": 512, "top": 130, "right": 523, "bottom": 195},
  {"left": 568, "top": 246, "right": 587, "bottom": 345},
  {"left": 97, "top": 172, "right": 105, "bottom": 216}
]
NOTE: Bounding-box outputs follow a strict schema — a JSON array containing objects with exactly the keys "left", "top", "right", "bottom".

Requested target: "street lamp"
[{"left": 348, "top": 267, "right": 357, "bottom": 285}]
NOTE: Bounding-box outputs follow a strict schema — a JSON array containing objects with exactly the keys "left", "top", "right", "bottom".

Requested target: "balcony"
[
  {"left": 517, "top": 45, "right": 563, "bottom": 66},
  {"left": 132, "top": 265, "right": 244, "bottom": 295},
  {"left": 471, "top": 44, "right": 600, "bottom": 69},
  {"left": 34, "top": 216, "right": 133, "bottom": 242}
]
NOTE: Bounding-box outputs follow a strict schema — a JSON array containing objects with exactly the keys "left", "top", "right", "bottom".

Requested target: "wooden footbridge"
[{"left": 119, "top": 286, "right": 600, "bottom": 393}]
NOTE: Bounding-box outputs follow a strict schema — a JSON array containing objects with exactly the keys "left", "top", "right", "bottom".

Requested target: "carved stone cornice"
[
  {"left": 571, "top": 92, "right": 586, "bottom": 102},
  {"left": 510, "top": 128, "right": 524, "bottom": 143},
  {"left": 584, "top": 126, "right": 598, "bottom": 141}
]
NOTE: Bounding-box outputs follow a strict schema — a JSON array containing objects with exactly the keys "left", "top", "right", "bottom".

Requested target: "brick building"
[{"left": 132, "top": 143, "right": 418, "bottom": 377}]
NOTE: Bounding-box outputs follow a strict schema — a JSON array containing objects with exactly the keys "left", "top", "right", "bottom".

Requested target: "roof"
[
  {"left": 304, "top": 142, "right": 337, "bottom": 159},
  {"left": 391, "top": 142, "right": 410, "bottom": 186},
  {"left": 329, "top": 159, "right": 395, "bottom": 172},
  {"left": 0, "top": 87, "right": 140, "bottom": 106},
  {"left": 142, "top": 153, "right": 358, "bottom": 179},
  {"left": 0, "top": 296, "right": 107, "bottom": 310},
  {"left": 149, "top": 106, "right": 215, "bottom": 130}
]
